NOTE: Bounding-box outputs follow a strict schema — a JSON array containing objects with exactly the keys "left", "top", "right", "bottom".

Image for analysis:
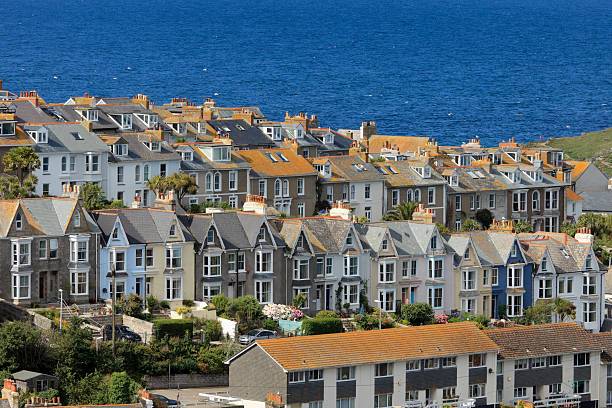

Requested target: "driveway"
[{"left": 150, "top": 387, "right": 230, "bottom": 407}]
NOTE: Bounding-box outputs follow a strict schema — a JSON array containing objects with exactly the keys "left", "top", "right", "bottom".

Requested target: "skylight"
[
  {"left": 72, "top": 132, "right": 83, "bottom": 140},
  {"left": 265, "top": 153, "right": 278, "bottom": 163},
  {"left": 278, "top": 153, "right": 290, "bottom": 162}
]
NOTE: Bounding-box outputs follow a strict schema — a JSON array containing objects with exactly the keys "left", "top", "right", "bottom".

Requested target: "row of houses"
[
  {"left": 227, "top": 321, "right": 612, "bottom": 408},
  {"left": 0, "top": 188, "right": 605, "bottom": 332},
  {"left": 1, "top": 88, "right": 608, "bottom": 232}
]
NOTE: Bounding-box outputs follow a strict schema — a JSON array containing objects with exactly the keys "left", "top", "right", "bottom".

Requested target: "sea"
[{"left": 1, "top": 0, "right": 611, "bottom": 146}]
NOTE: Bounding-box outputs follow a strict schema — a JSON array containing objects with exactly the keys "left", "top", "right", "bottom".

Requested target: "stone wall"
[
  {"left": 89, "top": 314, "right": 123, "bottom": 326},
  {"left": 123, "top": 315, "right": 156, "bottom": 344},
  {"left": 144, "top": 374, "right": 228, "bottom": 389},
  {"left": 30, "top": 311, "right": 53, "bottom": 330},
  {"left": 0, "top": 299, "right": 29, "bottom": 322}
]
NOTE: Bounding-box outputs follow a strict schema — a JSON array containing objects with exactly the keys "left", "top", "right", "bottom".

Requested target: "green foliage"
[
  {"left": 301, "top": 317, "right": 343, "bottom": 335},
  {"left": 553, "top": 297, "right": 576, "bottom": 322},
  {"left": 175, "top": 137, "right": 186, "bottom": 143},
  {"left": 561, "top": 222, "right": 578, "bottom": 237},
  {"left": 263, "top": 318, "right": 280, "bottom": 332},
  {"left": 146, "top": 296, "right": 160, "bottom": 312},
  {"left": 182, "top": 299, "right": 195, "bottom": 307},
  {"left": 475, "top": 209, "right": 493, "bottom": 229},
  {"left": 354, "top": 311, "right": 394, "bottom": 330},
  {"left": 204, "top": 320, "right": 222, "bottom": 342},
  {"left": 519, "top": 300, "right": 553, "bottom": 325},
  {"left": 153, "top": 319, "right": 193, "bottom": 339},
  {"left": 211, "top": 294, "right": 230, "bottom": 315},
  {"left": 107, "top": 372, "right": 140, "bottom": 404},
  {"left": 383, "top": 201, "right": 419, "bottom": 221},
  {"left": 35, "top": 308, "right": 60, "bottom": 320},
  {"left": 315, "top": 310, "right": 338, "bottom": 319},
  {"left": 0, "top": 321, "right": 52, "bottom": 373},
  {"left": 0, "top": 175, "right": 38, "bottom": 199},
  {"left": 369, "top": 156, "right": 387, "bottom": 162},
  {"left": 292, "top": 293, "right": 307, "bottom": 309},
  {"left": 60, "top": 371, "right": 110, "bottom": 406},
  {"left": 56, "top": 317, "right": 97, "bottom": 378},
  {"left": 196, "top": 346, "right": 227, "bottom": 374},
  {"left": 497, "top": 304, "right": 507, "bottom": 319},
  {"left": 108, "top": 200, "right": 126, "bottom": 208},
  {"left": 166, "top": 173, "right": 198, "bottom": 208},
  {"left": 230, "top": 296, "right": 263, "bottom": 321},
  {"left": 513, "top": 220, "right": 533, "bottom": 233},
  {"left": 544, "top": 126, "right": 612, "bottom": 160},
  {"left": 81, "top": 182, "right": 106, "bottom": 211},
  {"left": 192, "top": 200, "right": 233, "bottom": 213},
  {"left": 146, "top": 175, "right": 171, "bottom": 195},
  {"left": 401, "top": 303, "right": 434, "bottom": 326},
  {"left": 160, "top": 300, "right": 170, "bottom": 310},
  {"left": 356, "top": 215, "right": 369, "bottom": 223},
  {"left": 3, "top": 147, "right": 40, "bottom": 185},
  {"left": 117, "top": 294, "right": 144, "bottom": 317},
  {"left": 460, "top": 218, "right": 481, "bottom": 232},
  {"left": 471, "top": 314, "right": 490, "bottom": 327},
  {"left": 335, "top": 283, "right": 343, "bottom": 312},
  {"left": 436, "top": 223, "right": 451, "bottom": 234}
]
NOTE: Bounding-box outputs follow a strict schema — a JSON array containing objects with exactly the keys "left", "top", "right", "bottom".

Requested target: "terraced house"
[
  {"left": 172, "top": 142, "right": 251, "bottom": 209},
  {"left": 237, "top": 148, "right": 317, "bottom": 217},
  {"left": 0, "top": 197, "right": 100, "bottom": 306},
  {"left": 92, "top": 206, "right": 195, "bottom": 308},
  {"left": 520, "top": 228, "right": 605, "bottom": 332},
  {"left": 227, "top": 322, "right": 499, "bottom": 408},
  {"left": 178, "top": 210, "right": 286, "bottom": 304}
]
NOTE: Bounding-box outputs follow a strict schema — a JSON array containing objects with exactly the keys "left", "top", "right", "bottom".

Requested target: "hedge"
[
  {"left": 153, "top": 318, "right": 193, "bottom": 339},
  {"left": 301, "top": 317, "right": 343, "bottom": 335}
]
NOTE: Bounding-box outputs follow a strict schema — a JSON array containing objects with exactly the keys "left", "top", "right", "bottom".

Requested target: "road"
[{"left": 150, "top": 387, "right": 230, "bottom": 407}]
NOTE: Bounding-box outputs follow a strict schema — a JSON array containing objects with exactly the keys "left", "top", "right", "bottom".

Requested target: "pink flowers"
[
  {"left": 263, "top": 303, "right": 303, "bottom": 321},
  {"left": 435, "top": 314, "right": 449, "bottom": 324}
]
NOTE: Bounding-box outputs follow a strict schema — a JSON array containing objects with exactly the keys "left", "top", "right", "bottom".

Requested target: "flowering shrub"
[
  {"left": 262, "top": 303, "right": 303, "bottom": 321},
  {"left": 435, "top": 314, "right": 449, "bottom": 324}
]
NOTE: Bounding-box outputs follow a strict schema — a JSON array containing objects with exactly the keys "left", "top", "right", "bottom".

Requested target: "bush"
[
  {"left": 107, "top": 371, "right": 139, "bottom": 404},
  {"left": 263, "top": 319, "right": 280, "bottom": 332},
  {"left": 354, "top": 312, "right": 394, "bottom": 330},
  {"left": 401, "top": 303, "right": 435, "bottom": 326},
  {"left": 196, "top": 346, "right": 227, "bottom": 374},
  {"left": 160, "top": 300, "right": 170, "bottom": 310},
  {"left": 117, "top": 294, "right": 143, "bottom": 317},
  {"left": 204, "top": 320, "right": 222, "bottom": 342},
  {"left": 146, "top": 296, "right": 160, "bottom": 313},
  {"left": 153, "top": 319, "right": 193, "bottom": 339},
  {"left": 472, "top": 314, "right": 490, "bottom": 327},
  {"left": 230, "top": 296, "right": 262, "bottom": 321},
  {"left": 301, "top": 318, "right": 343, "bottom": 335},
  {"left": 315, "top": 310, "right": 338, "bottom": 319},
  {"left": 211, "top": 294, "right": 231, "bottom": 315},
  {"left": 182, "top": 299, "right": 195, "bottom": 307}
]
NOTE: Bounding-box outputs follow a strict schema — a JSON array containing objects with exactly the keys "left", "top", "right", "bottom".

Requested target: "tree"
[
  {"left": 0, "top": 321, "right": 52, "bottom": 373},
  {"left": 107, "top": 372, "right": 139, "bottom": 404},
  {"left": 356, "top": 215, "right": 369, "bottom": 223},
  {"left": 561, "top": 222, "right": 578, "bottom": 237},
  {"left": 2, "top": 147, "right": 40, "bottom": 185},
  {"left": 461, "top": 218, "right": 481, "bottom": 232},
  {"left": 553, "top": 297, "right": 576, "bottom": 322},
  {"left": 400, "top": 303, "right": 435, "bottom": 326},
  {"left": 436, "top": 223, "right": 451, "bottom": 234},
  {"left": 167, "top": 173, "right": 198, "bottom": 208},
  {"left": 475, "top": 209, "right": 493, "bottom": 229},
  {"left": 230, "top": 296, "right": 262, "bottom": 321},
  {"left": 210, "top": 294, "right": 231, "bottom": 315},
  {"left": 145, "top": 175, "right": 170, "bottom": 196},
  {"left": 513, "top": 220, "right": 533, "bottom": 233},
  {"left": 81, "top": 182, "right": 106, "bottom": 211},
  {"left": 117, "top": 294, "right": 144, "bottom": 317},
  {"left": 56, "top": 317, "right": 97, "bottom": 378},
  {"left": 520, "top": 300, "right": 553, "bottom": 325},
  {"left": 383, "top": 201, "right": 419, "bottom": 221},
  {"left": 0, "top": 174, "right": 37, "bottom": 199},
  {"left": 577, "top": 213, "right": 606, "bottom": 237}
]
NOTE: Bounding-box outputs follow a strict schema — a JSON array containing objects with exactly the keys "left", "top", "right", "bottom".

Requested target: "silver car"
[{"left": 238, "top": 329, "right": 277, "bottom": 345}]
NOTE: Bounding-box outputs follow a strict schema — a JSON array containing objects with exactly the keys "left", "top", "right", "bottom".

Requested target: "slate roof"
[
  {"left": 237, "top": 148, "right": 316, "bottom": 178},
  {"left": 490, "top": 164, "right": 567, "bottom": 190},
  {"left": 0, "top": 100, "right": 57, "bottom": 123},
  {"left": 373, "top": 160, "right": 446, "bottom": 187},
  {"left": 294, "top": 217, "right": 354, "bottom": 253},
  {"left": 23, "top": 123, "right": 108, "bottom": 154},
  {"left": 579, "top": 191, "right": 612, "bottom": 213},
  {"left": 206, "top": 119, "right": 274, "bottom": 148},
  {"left": 174, "top": 143, "right": 250, "bottom": 172},
  {"left": 444, "top": 166, "right": 507, "bottom": 193},
  {"left": 518, "top": 232, "right": 594, "bottom": 274},
  {"left": 308, "top": 128, "right": 354, "bottom": 153},
  {"left": 232, "top": 322, "right": 498, "bottom": 371},
  {"left": 12, "top": 370, "right": 55, "bottom": 381},
  {"left": 466, "top": 231, "right": 518, "bottom": 266},
  {"left": 485, "top": 322, "right": 601, "bottom": 360},
  {"left": 91, "top": 208, "right": 194, "bottom": 244},
  {"left": 104, "top": 133, "right": 181, "bottom": 162},
  {"left": 566, "top": 161, "right": 591, "bottom": 180},
  {"left": 366, "top": 221, "right": 438, "bottom": 256},
  {"left": 311, "top": 155, "right": 385, "bottom": 182},
  {"left": 42, "top": 104, "right": 118, "bottom": 132}
]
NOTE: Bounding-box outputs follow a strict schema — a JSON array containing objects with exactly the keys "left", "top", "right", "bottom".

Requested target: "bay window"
[
  {"left": 256, "top": 251, "right": 272, "bottom": 273},
  {"left": 165, "top": 247, "right": 182, "bottom": 269},
  {"left": 427, "top": 286, "right": 443, "bottom": 308},
  {"left": 203, "top": 254, "right": 221, "bottom": 276},
  {"left": 343, "top": 283, "right": 359, "bottom": 305},
  {"left": 12, "top": 273, "right": 30, "bottom": 299},
  {"left": 293, "top": 259, "right": 309, "bottom": 280},
  {"left": 12, "top": 240, "right": 31, "bottom": 266},
  {"left": 70, "top": 239, "right": 88, "bottom": 262},
  {"left": 71, "top": 271, "right": 88, "bottom": 295},
  {"left": 378, "top": 289, "right": 395, "bottom": 312},
  {"left": 165, "top": 276, "right": 182, "bottom": 300},
  {"left": 203, "top": 284, "right": 221, "bottom": 300},
  {"left": 255, "top": 280, "right": 272, "bottom": 304}
]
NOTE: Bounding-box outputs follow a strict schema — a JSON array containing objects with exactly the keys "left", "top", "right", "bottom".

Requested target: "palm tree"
[
  {"left": 382, "top": 201, "right": 419, "bottom": 221},
  {"left": 553, "top": 297, "right": 576, "bottom": 322},
  {"left": 145, "top": 175, "right": 170, "bottom": 196}
]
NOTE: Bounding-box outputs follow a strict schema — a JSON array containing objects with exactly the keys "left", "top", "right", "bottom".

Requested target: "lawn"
[{"left": 545, "top": 127, "right": 612, "bottom": 160}]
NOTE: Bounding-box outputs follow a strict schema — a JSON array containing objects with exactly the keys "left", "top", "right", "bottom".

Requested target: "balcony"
[
  {"left": 404, "top": 399, "right": 476, "bottom": 408},
  {"left": 516, "top": 394, "right": 582, "bottom": 408}
]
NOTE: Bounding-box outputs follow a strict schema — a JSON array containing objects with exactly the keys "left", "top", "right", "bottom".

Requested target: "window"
[
  {"left": 282, "top": 179, "right": 289, "bottom": 197},
  {"left": 491, "top": 268, "right": 498, "bottom": 285},
  {"left": 379, "top": 262, "right": 395, "bottom": 283},
  {"left": 61, "top": 156, "right": 67, "bottom": 173},
  {"left": 307, "top": 369, "right": 323, "bottom": 381},
  {"left": 326, "top": 257, "right": 333, "bottom": 275},
  {"left": 350, "top": 185, "right": 355, "bottom": 201},
  {"left": 326, "top": 186, "right": 333, "bottom": 202},
  {"left": 337, "top": 366, "right": 355, "bottom": 381},
  {"left": 508, "top": 266, "right": 522, "bottom": 288},
  {"left": 255, "top": 280, "right": 272, "bottom": 303},
  {"left": 160, "top": 163, "right": 167, "bottom": 178},
  {"left": 144, "top": 164, "right": 150, "bottom": 181},
  {"left": 586, "top": 254, "right": 593, "bottom": 269},
  {"left": 70, "top": 240, "right": 88, "bottom": 262},
  {"left": 38, "top": 240, "right": 47, "bottom": 259},
  {"left": 469, "top": 384, "right": 485, "bottom": 398},
  {"left": 427, "top": 286, "right": 443, "bottom": 308},
  {"left": 538, "top": 278, "right": 552, "bottom": 299},
  {"left": 573, "top": 380, "right": 590, "bottom": 394},
  {"left": 549, "top": 384, "right": 562, "bottom": 395},
  {"left": 42, "top": 184, "right": 49, "bottom": 196},
  {"left": 165, "top": 276, "right": 182, "bottom": 300},
  {"left": 293, "top": 259, "right": 309, "bottom": 280},
  {"left": 375, "top": 363, "right": 393, "bottom": 377},
  {"left": 256, "top": 251, "right": 272, "bottom": 273},
  {"left": 49, "top": 239, "right": 58, "bottom": 258},
  {"left": 214, "top": 172, "right": 221, "bottom": 191},
  {"left": 344, "top": 255, "right": 359, "bottom": 276},
  {"left": 462, "top": 270, "right": 476, "bottom": 290},
  {"left": 441, "top": 357, "right": 456, "bottom": 367},
  {"left": 608, "top": 364, "right": 612, "bottom": 378},
  {"left": 365, "top": 184, "right": 371, "bottom": 199},
  {"left": 298, "top": 202, "right": 305, "bottom": 217},
  {"left": 442, "top": 387, "right": 457, "bottom": 401},
  {"left": 135, "top": 248, "right": 143, "bottom": 267},
  {"left": 41, "top": 157, "right": 49, "bottom": 173},
  {"left": 203, "top": 284, "right": 221, "bottom": 300},
  {"left": 145, "top": 248, "right": 154, "bottom": 267},
  {"left": 514, "top": 387, "right": 527, "bottom": 399},
  {"left": 343, "top": 283, "right": 359, "bottom": 305},
  {"left": 12, "top": 241, "right": 31, "bottom": 266},
  {"left": 117, "top": 166, "right": 124, "bottom": 183},
  {"left": 532, "top": 191, "right": 540, "bottom": 210},
  {"left": 513, "top": 192, "right": 527, "bottom": 212},
  {"left": 411, "top": 260, "right": 417, "bottom": 276},
  {"left": 489, "top": 193, "right": 495, "bottom": 209},
  {"left": 12, "top": 274, "right": 30, "bottom": 299},
  {"left": 583, "top": 302, "right": 596, "bottom": 322},
  {"left": 203, "top": 255, "right": 221, "bottom": 276},
  {"left": 237, "top": 252, "right": 245, "bottom": 271},
  {"left": 559, "top": 277, "right": 573, "bottom": 294},
  {"left": 402, "top": 261, "right": 409, "bottom": 277},
  {"left": 455, "top": 195, "right": 461, "bottom": 211},
  {"left": 228, "top": 253, "right": 236, "bottom": 272},
  {"left": 461, "top": 298, "right": 476, "bottom": 315},
  {"left": 70, "top": 271, "right": 87, "bottom": 295},
  {"left": 514, "top": 359, "right": 528, "bottom": 370},
  {"left": 545, "top": 190, "right": 559, "bottom": 210},
  {"left": 134, "top": 165, "right": 141, "bottom": 183},
  {"left": 507, "top": 294, "right": 522, "bottom": 317},
  {"left": 165, "top": 247, "right": 182, "bottom": 268},
  {"left": 406, "top": 360, "right": 420, "bottom": 371},
  {"left": 258, "top": 227, "right": 266, "bottom": 242},
  {"left": 469, "top": 353, "right": 486, "bottom": 368},
  {"left": 374, "top": 394, "right": 392, "bottom": 408},
  {"left": 428, "top": 187, "right": 435, "bottom": 204},
  {"left": 378, "top": 289, "right": 395, "bottom": 312},
  {"left": 309, "top": 402, "right": 322, "bottom": 408},
  {"left": 428, "top": 258, "right": 443, "bottom": 279},
  {"left": 423, "top": 358, "right": 439, "bottom": 369},
  {"left": 405, "top": 390, "right": 419, "bottom": 401},
  {"left": 391, "top": 189, "right": 399, "bottom": 207},
  {"left": 531, "top": 357, "right": 546, "bottom": 368},
  {"left": 470, "top": 195, "right": 475, "bottom": 210},
  {"left": 15, "top": 213, "right": 22, "bottom": 230},
  {"left": 430, "top": 235, "right": 437, "bottom": 250},
  {"left": 336, "top": 398, "right": 355, "bottom": 408},
  {"left": 583, "top": 275, "right": 596, "bottom": 295},
  {"left": 228, "top": 171, "right": 237, "bottom": 191},
  {"left": 0, "top": 121, "right": 15, "bottom": 136},
  {"left": 549, "top": 355, "right": 561, "bottom": 366}
]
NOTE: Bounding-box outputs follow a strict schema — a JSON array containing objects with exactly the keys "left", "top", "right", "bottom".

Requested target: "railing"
[
  {"left": 530, "top": 394, "right": 582, "bottom": 408},
  {"left": 404, "top": 399, "right": 476, "bottom": 408}
]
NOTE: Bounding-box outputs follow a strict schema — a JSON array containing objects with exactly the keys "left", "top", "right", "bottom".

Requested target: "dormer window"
[
  {"left": 296, "top": 235, "right": 304, "bottom": 249},
  {"left": 144, "top": 142, "right": 161, "bottom": 152},
  {"left": 74, "top": 212, "right": 80, "bottom": 228},
  {"left": 258, "top": 227, "right": 266, "bottom": 242},
  {"left": 382, "top": 239, "right": 388, "bottom": 251},
  {"left": 295, "top": 129, "right": 303, "bottom": 138},
  {"left": 136, "top": 113, "right": 159, "bottom": 128},
  {"left": 541, "top": 258, "right": 547, "bottom": 271},
  {"left": 430, "top": 235, "right": 437, "bottom": 250},
  {"left": 169, "top": 224, "right": 177, "bottom": 237},
  {"left": 27, "top": 129, "right": 48, "bottom": 144},
  {"left": 272, "top": 127, "right": 282, "bottom": 141},
  {"left": 412, "top": 167, "right": 424, "bottom": 177},
  {"left": 112, "top": 227, "right": 119, "bottom": 240},
  {"left": 121, "top": 114, "right": 132, "bottom": 129},
  {"left": 15, "top": 213, "right": 22, "bottom": 231},
  {"left": 212, "top": 146, "right": 230, "bottom": 161},
  {"left": 424, "top": 166, "right": 431, "bottom": 178},
  {"left": 507, "top": 152, "right": 519, "bottom": 162},
  {"left": 182, "top": 151, "right": 193, "bottom": 161},
  {"left": 346, "top": 233, "right": 353, "bottom": 246},
  {"left": 0, "top": 121, "right": 15, "bottom": 136},
  {"left": 511, "top": 244, "right": 517, "bottom": 258},
  {"left": 450, "top": 175, "right": 458, "bottom": 187},
  {"left": 79, "top": 109, "right": 98, "bottom": 122},
  {"left": 112, "top": 144, "right": 128, "bottom": 156},
  {"left": 586, "top": 255, "right": 592, "bottom": 269},
  {"left": 324, "top": 134, "right": 334, "bottom": 144},
  {"left": 207, "top": 229, "right": 215, "bottom": 244}
]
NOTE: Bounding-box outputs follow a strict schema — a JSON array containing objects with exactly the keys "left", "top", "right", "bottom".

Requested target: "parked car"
[
  {"left": 101, "top": 325, "right": 142, "bottom": 342},
  {"left": 151, "top": 394, "right": 179, "bottom": 408},
  {"left": 238, "top": 329, "right": 277, "bottom": 345}
]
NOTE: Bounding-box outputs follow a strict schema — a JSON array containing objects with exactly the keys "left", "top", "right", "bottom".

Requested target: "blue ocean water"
[{"left": 1, "top": 0, "right": 611, "bottom": 146}]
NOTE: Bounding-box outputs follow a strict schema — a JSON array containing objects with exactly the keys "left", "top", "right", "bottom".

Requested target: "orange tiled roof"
[
  {"left": 0, "top": 126, "right": 35, "bottom": 146},
  {"left": 566, "top": 161, "right": 590, "bottom": 180},
  {"left": 367, "top": 135, "right": 431, "bottom": 154},
  {"left": 252, "top": 322, "right": 498, "bottom": 371},
  {"left": 566, "top": 188, "right": 583, "bottom": 201},
  {"left": 236, "top": 148, "right": 316, "bottom": 177}
]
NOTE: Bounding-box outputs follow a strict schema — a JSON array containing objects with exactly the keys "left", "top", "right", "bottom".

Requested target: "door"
[
  {"left": 39, "top": 272, "right": 47, "bottom": 301},
  {"left": 325, "top": 285, "right": 332, "bottom": 310},
  {"left": 401, "top": 287, "right": 408, "bottom": 304},
  {"left": 315, "top": 287, "right": 321, "bottom": 310},
  {"left": 228, "top": 283, "right": 235, "bottom": 299},
  {"left": 410, "top": 287, "right": 416, "bottom": 304},
  {"left": 135, "top": 278, "right": 143, "bottom": 298}
]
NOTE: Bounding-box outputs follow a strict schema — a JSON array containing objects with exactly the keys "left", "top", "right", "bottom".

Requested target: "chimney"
[
  {"left": 489, "top": 219, "right": 514, "bottom": 232},
  {"left": 61, "top": 184, "right": 81, "bottom": 200},
  {"left": 153, "top": 190, "right": 176, "bottom": 211},
  {"left": 575, "top": 227, "right": 594, "bottom": 244},
  {"left": 329, "top": 201, "right": 352, "bottom": 220},
  {"left": 2, "top": 379, "right": 19, "bottom": 408},
  {"left": 411, "top": 204, "right": 434, "bottom": 224},
  {"left": 242, "top": 194, "right": 268, "bottom": 215},
  {"left": 24, "top": 397, "right": 61, "bottom": 408},
  {"left": 0, "top": 77, "right": 3, "bottom": 90},
  {"left": 534, "top": 152, "right": 543, "bottom": 168},
  {"left": 359, "top": 121, "right": 376, "bottom": 142}
]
